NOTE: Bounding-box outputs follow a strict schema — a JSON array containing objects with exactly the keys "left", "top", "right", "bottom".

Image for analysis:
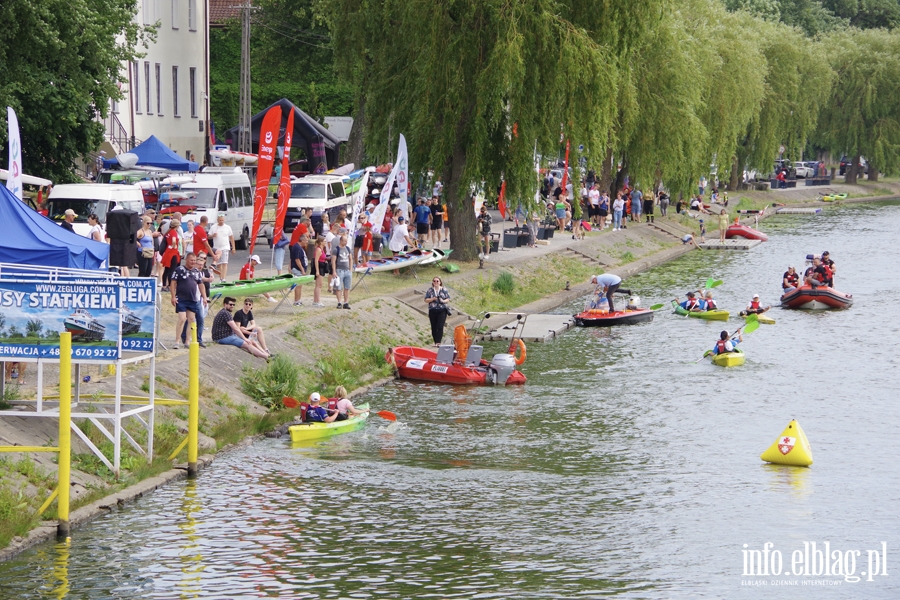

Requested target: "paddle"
[
  {"left": 696, "top": 318, "right": 759, "bottom": 362},
  {"left": 281, "top": 396, "right": 397, "bottom": 421}
]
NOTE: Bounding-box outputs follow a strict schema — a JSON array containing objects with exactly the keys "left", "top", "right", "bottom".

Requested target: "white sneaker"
[
  {"left": 312, "top": 302, "right": 324, "bottom": 307},
  {"left": 293, "top": 300, "right": 303, "bottom": 306},
  {"left": 268, "top": 297, "right": 278, "bottom": 303}
]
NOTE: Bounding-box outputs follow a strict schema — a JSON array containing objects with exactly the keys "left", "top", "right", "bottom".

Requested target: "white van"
[
  {"left": 180, "top": 167, "right": 255, "bottom": 249},
  {"left": 285, "top": 175, "right": 352, "bottom": 234},
  {"left": 47, "top": 184, "right": 145, "bottom": 237}
]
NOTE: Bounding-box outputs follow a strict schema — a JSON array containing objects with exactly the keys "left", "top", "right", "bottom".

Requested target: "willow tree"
[
  {"left": 732, "top": 20, "right": 833, "bottom": 183},
  {"left": 329, "top": 0, "right": 664, "bottom": 260},
  {"left": 816, "top": 28, "right": 900, "bottom": 182}
]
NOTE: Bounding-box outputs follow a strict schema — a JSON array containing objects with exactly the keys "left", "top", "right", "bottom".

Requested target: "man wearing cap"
[
  {"left": 305, "top": 393, "right": 339, "bottom": 423},
  {"left": 743, "top": 293, "right": 770, "bottom": 315},
  {"left": 821, "top": 251, "right": 835, "bottom": 286},
  {"left": 60, "top": 209, "right": 77, "bottom": 233},
  {"left": 591, "top": 273, "right": 625, "bottom": 312},
  {"left": 678, "top": 291, "right": 704, "bottom": 312},
  {"left": 208, "top": 214, "right": 235, "bottom": 282},
  {"left": 211, "top": 297, "right": 269, "bottom": 359},
  {"left": 239, "top": 255, "right": 278, "bottom": 303}
]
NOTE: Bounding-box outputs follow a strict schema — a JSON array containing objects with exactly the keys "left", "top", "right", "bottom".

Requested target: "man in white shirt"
[
  {"left": 208, "top": 214, "right": 235, "bottom": 282},
  {"left": 588, "top": 185, "right": 601, "bottom": 226}
]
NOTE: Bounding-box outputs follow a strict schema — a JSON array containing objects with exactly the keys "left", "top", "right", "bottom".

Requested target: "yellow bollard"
[
  {"left": 58, "top": 333, "right": 72, "bottom": 540},
  {"left": 187, "top": 322, "right": 199, "bottom": 478}
]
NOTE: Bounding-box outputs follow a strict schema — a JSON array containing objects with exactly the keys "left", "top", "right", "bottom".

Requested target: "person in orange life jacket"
[
  {"left": 744, "top": 293, "right": 770, "bottom": 315},
  {"left": 804, "top": 257, "right": 828, "bottom": 287},
  {"left": 305, "top": 393, "right": 339, "bottom": 423},
  {"left": 239, "top": 255, "right": 277, "bottom": 302},
  {"left": 712, "top": 330, "right": 741, "bottom": 355},
  {"left": 782, "top": 266, "right": 800, "bottom": 291},
  {"left": 821, "top": 251, "right": 835, "bottom": 286},
  {"left": 331, "top": 385, "right": 369, "bottom": 422},
  {"left": 679, "top": 291, "right": 704, "bottom": 312}
]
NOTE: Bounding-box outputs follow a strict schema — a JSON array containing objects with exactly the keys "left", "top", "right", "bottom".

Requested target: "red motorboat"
[
  {"left": 780, "top": 284, "right": 853, "bottom": 310},
  {"left": 573, "top": 308, "right": 654, "bottom": 327},
  {"left": 387, "top": 316, "right": 528, "bottom": 385},
  {"left": 725, "top": 224, "right": 768, "bottom": 241}
]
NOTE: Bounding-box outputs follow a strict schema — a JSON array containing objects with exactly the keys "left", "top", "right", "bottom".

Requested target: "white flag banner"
[
  {"left": 349, "top": 171, "right": 369, "bottom": 237},
  {"left": 6, "top": 107, "right": 23, "bottom": 200},
  {"left": 397, "top": 134, "right": 409, "bottom": 216},
  {"left": 369, "top": 194, "right": 390, "bottom": 235}
]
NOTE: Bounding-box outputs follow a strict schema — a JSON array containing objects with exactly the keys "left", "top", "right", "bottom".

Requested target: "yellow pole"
[
  {"left": 58, "top": 332, "right": 72, "bottom": 540},
  {"left": 187, "top": 322, "right": 199, "bottom": 478}
]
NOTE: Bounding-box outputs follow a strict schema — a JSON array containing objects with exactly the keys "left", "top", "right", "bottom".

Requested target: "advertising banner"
[
  {"left": 0, "top": 281, "right": 121, "bottom": 360},
  {"left": 249, "top": 105, "right": 283, "bottom": 256},
  {"left": 119, "top": 278, "right": 156, "bottom": 354},
  {"left": 272, "top": 109, "right": 295, "bottom": 246},
  {"left": 6, "top": 107, "right": 22, "bottom": 200}
]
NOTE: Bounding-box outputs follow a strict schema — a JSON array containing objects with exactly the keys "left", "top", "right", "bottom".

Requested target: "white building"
[{"left": 103, "top": 0, "right": 209, "bottom": 163}]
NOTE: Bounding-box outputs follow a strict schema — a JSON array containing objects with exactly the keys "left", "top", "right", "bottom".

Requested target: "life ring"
[{"left": 513, "top": 339, "right": 527, "bottom": 365}]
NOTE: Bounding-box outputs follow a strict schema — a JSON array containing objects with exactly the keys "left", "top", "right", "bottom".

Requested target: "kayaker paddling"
[
  {"left": 741, "top": 294, "right": 770, "bottom": 316},
  {"left": 305, "top": 393, "right": 339, "bottom": 423},
  {"left": 332, "top": 386, "right": 369, "bottom": 421},
  {"left": 701, "top": 290, "right": 718, "bottom": 311},
  {"left": 678, "top": 291, "right": 705, "bottom": 312},
  {"left": 712, "top": 329, "right": 742, "bottom": 355}
]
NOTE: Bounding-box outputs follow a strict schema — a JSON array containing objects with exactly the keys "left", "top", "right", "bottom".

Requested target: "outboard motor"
[
  {"left": 626, "top": 295, "right": 641, "bottom": 310},
  {"left": 489, "top": 353, "right": 517, "bottom": 385}
]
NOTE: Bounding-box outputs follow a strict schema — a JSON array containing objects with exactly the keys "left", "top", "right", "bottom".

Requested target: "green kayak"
[
  {"left": 211, "top": 274, "right": 313, "bottom": 297},
  {"left": 673, "top": 302, "right": 730, "bottom": 321}
]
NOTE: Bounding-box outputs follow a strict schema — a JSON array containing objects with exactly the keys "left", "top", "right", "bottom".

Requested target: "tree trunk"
[
  {"left": 729, "top": 155, "right": 740, "bottom": 191},
  {"left": 844, "top": 154, "right": 861, "bottom": 184},
  {"left": 613, "top": 154, "right": 628, "bottom": 193},
  {"left": 344, "top": 94, "right": 366, "bottom": 168},
  {"left": 868, "top": 164, "right": 879, "bottom": 181},
  {"left": 445, "top": 142, "right": 479, "bottom": 261},
  {"left": 599, "top": 147, "right": 615, "bottom": 195}
]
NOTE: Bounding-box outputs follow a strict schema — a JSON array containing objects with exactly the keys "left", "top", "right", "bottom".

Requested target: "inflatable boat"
[{"left": 780, "top": 284, "right": 853, "bottom": 310}]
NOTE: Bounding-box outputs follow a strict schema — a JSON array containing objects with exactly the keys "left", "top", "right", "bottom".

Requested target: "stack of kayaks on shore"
[
  {"left": 211, "top": 273, "right": 313, "bottom": 296},
  {"left": 355, "top": 249, "right": 434, "bottom": 273}
]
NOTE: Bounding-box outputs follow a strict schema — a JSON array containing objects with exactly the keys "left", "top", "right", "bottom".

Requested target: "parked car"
[
  {"left": 793, "top": 162, "right": 813, "bottom": 178},
  {"left": 839, "top": 156, "right": 867, "bottom": 176}
]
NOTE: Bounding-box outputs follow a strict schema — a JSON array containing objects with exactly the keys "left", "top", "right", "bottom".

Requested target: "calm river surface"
[{"left": 2, "top": 202, "right": 899, "bottom": 598}]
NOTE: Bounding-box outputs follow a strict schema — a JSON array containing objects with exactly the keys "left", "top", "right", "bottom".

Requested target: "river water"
[{"left": 2, "top": 202, "right": 899, "bottom": 598}]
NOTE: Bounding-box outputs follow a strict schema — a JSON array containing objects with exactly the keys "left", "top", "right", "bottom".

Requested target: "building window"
[
  {"left": 189, "top": 0, "right": 197, "bottom": 31},
  {"left": 172, "top": 66, "right": 179, "bottom": 117},
  {"left": 189, "top": 67, "right": 197, "bottom": 117},
  {"left": 171, "top": 0, "right": 179, "bottom": 29},
  {"left": 145, "top": 62, "right": 152, "bottom": 114},
  {"left": 112, "top": 99, "right": 119, "bottom": 114},
  {"left": 142, "top": 0, "right": 150, "bottom": 25},
  {"left": 133, "top": 61, "right": 141, "bottom": 113},
  {"left": 155, "top": 63, "right": 162, "bottom": 115}
]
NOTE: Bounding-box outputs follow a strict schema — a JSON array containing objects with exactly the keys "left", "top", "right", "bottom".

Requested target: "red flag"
[
  {"left": 498, "top": 180, "right": 507, "bottom": 220},
  {"left": 248, "top": 105, "right": 283, "bottom": 256},
  {"left": 272, "top": 110, "right": 294, "bottom": 246}
]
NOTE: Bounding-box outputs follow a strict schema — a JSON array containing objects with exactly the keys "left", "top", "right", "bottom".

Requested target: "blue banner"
[{"left": 119, "top": 278, "right": 156, "bottom": 354}]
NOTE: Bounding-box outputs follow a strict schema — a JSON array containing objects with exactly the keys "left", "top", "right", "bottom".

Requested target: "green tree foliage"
[
  {"left": 0, "top": 0, "right": 145, "bottom": 182},
  {"left": 724, "top": 0, "right": 847, "bottom": 35},
  {"left": 329, "top": 0, "right": 664, "bottom": 259},
  {"left": 209, "top": 0, "right": 354, "bottom": 140},
  {"left": 816, "top": 27, "right": 900, "bottom": 181},
  {"left": 822, "top": 0, "right": 900, "bottom": 29}
]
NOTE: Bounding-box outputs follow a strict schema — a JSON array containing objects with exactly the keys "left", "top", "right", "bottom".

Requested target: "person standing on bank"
[
  {"left": 424, "top": 276, "right": 451, "bottom": 345},
  {"left": 477, "top": 205, "right": 493, "bottom": 259},
  {"left": 331, "top": 233, "right": 354, "bottom": 309}
]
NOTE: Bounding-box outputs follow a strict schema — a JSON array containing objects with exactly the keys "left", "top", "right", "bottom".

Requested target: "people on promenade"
[
  {"left": 718, "top": 209, "right": 728, "bottom": 242},
  {"left": 136, "top": 216, "right": 155, "bottom": 277},
  {"left": 239, "top": 255, "right": 276, "bottom": 302},
  {"left": 631, "top": 187, "right": 643, "bottom": 223},
  {"left": 291, "top": 233, "right": 309, "bottom": 306},
  {"left": 312, "top": 236, "right": 328, "bottom": 307},
  {"left": 331, "top": 234, "right": 354, "bottom": 309},
  {"left": 612, "top": 193, "right": 624, "bottom": 231},
  {"left": 477, "top": 205, "right": 493, "bottom": 259},
  {"left": 169, "top": 252, "right": 207, "bottom": 349},
  {"left": 208, "top": 214, "right": 235, "bottom": 282},
  {"left": 430, "top": 197, "right": 444, "bottom": 248}
]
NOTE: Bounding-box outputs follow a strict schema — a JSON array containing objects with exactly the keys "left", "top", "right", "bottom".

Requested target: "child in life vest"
[{"left": 712, "top": 330, "right": 741, "bottom": 355}]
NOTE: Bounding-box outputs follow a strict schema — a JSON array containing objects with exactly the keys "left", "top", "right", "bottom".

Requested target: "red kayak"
[
  {"left": 573, "top": 308, "right": 654, "bottom": 327},
  {"left": 780, "top": 284, "right": 853, "bottom": 310},
  {"left": 725, "top": 224, "right": 768, "bottom": 241},
  {"left": 387, "top": 345, "right": 526, "bottom": 385}
]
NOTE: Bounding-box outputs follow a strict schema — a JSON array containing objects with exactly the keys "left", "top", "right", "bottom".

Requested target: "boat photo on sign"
[
  {"left": 0, "top": 281, "right": 120, "bottom": 360},
  {"left": 119, "top": 278, "right": 156, "bottom": 354}
]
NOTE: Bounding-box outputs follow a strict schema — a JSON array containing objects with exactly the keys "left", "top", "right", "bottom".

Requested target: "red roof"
[{"left": 210, "top": 0, "right": 242, "bottom": 25}]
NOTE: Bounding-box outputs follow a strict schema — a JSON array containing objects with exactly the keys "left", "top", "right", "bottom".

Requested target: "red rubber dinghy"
[
  {"left": 387, "top": 314, "right": 527, "bottom": 385},
  {"left": 725, "top": 224, "right": 768, "bottom": 241},
  {"left": 780, "top": 284, "right": 852, "bottom": 310}
]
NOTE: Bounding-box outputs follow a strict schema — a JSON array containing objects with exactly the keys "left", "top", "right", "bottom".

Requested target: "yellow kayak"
[
  {"left": 712, "top": 350, "right": 745, "bottom": 367},
  {"left": 743, "top": 313, "right": 775, "bottom": 324},
  {"left": 289, "top": 403, "right": 369, "bottom": 442}
]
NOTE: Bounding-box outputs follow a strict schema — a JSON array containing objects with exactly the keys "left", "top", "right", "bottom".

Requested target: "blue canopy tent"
[
  {"left": 102, "top": 135, "right": 199, "bottom": 172},
  {"left": 0, "top": 185, "right": 109, "bottom": 269}
]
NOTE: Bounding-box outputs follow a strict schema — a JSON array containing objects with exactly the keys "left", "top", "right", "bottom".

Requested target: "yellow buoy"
[{"left": 760, "top": 419, "right": 813, "bottom": 467}]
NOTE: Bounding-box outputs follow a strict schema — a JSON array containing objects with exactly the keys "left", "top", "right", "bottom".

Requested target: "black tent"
[{"left": 223, "top": 99, "right": 342, "bottom": 171}]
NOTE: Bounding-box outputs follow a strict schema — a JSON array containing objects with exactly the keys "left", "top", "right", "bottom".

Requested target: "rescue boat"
[
  {"left": 387, "top": 315, "right": 528, "bottom": 385},
  {"left": 573, "top": 308, "right": 654, "bottom": 327},
  {"left": 725, "top": 224, "right": 768, "bottom": 241},
  {"left": 780, "top": 284, "right": 853, "bottom": 310}
]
